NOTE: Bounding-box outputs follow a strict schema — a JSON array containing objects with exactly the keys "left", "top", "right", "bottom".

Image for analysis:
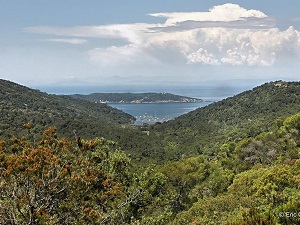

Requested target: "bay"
[
  {"left": 40, "top": 84, "right": 243, "bottom": 125},
  {"left": 108, "top": 102, "right": 211, "bottom": 125}
]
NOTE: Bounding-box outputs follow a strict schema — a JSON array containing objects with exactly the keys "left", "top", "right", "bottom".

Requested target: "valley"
[{"left": 1, "top": 79, "right": 300, "bottom": 224}]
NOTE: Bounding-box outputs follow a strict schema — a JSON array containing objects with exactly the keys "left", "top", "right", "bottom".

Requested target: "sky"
[{"left": 1, "top": 0, "right": 300, "bottom": 93}]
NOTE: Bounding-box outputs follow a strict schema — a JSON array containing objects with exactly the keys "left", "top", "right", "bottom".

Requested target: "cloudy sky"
[{"left": 1, "top": 0, "right": 300, "bottom": 92}]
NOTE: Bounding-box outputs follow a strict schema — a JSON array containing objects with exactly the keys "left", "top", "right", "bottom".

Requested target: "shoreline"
[{"left": 102, "top": 100, "right": 210, "bottom": 104}]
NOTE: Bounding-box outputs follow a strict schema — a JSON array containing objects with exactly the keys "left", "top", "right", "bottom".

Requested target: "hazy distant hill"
[
  {"left": 70, "top": 92, "right": 203, "bottom": 103},
  {"left": 0, "top": 79, "right": 135, "bottom": 139}
]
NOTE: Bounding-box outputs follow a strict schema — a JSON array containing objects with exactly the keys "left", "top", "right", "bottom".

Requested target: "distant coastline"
[
  {"left": 108, "top": 101, "right": 211, "bottom": 125},
  {"left": 98, "top": 98, "right": 205, "bottom": 104},
  {"left": 70, "top": 92, "right": 207, "bottom": 104}
]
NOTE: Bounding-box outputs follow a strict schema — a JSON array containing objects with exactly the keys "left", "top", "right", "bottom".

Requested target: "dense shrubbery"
[
  {"left": 164, "top": 112, "right": 300, "bottom": 224},
  {"left": 1, "top": 112, "right": 300, "bottom": 224},
  {"left": 0, "top": 126, "right": 176, "bottom": 224},
  {"left": 153, "top": 81, "right": 300, "bottom": 159}
]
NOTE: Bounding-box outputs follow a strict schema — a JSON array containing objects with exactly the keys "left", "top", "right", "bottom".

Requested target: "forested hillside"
[
  {"left": 1, "top": 107, "right": 300, "bottom": 224},
  {"left": 0, "top": 80, "right": 170, "bottom": 166},
  {"left": 0, "top": 79, "right": 135, "bottom": 140},
  {"left": 2, "top": 79, "right": 300, "bottom": 224},
  {"left": 1, "top": 80, "right": 300, "bottom": 165},
  {"left": 152, "top": 81, "right": 300, "bottom": 160},
  {"left": 166, "top": 111, "right": 300, "bottom": 225}
]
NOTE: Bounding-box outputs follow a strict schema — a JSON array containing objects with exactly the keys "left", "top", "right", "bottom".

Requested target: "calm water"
[
  {"left": 109, "top": 102, "right": 211, "bottom": 125},
  {"left": 39, "top": 84, "right": 250, "bottom": 125}
]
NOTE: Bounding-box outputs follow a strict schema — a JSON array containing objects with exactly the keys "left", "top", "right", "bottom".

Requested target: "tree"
[{"left": 0, "top": 127, "right": 127, "bottom": 224}]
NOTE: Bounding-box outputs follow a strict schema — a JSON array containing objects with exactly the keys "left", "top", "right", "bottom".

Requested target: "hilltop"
[{"left": 70, "top": 92, "right": 204, "bottom": 103}]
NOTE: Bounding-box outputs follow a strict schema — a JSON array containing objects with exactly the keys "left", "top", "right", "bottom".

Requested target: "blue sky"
[{"left": 1, "top": 0, "right": 300, "bottom": 92}]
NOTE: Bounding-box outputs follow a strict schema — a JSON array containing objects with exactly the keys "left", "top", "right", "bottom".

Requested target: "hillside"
[
  {"left": 2, "top": 79, "right": 300, "bottom": 224},
  {"left": 0, "top": 79, "right": 135, "bottom": 140},
  {"left": 1, "top": 87, "right": 300, "bottom": 224},
  {"left": 151, "top": 81, "right": 300, "bottom": 159},
  {"left": 162, "top": 112, "right": 300, "bottom": 224},
  {"left": 70, "top": 92, "right": 203, "bottom": 103},
  {"left": 2, "top": 79, "right": 300, "bottom": 165}
]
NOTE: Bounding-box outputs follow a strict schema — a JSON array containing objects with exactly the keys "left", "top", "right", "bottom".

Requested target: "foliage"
[
  {"left": 173, "top": 162, "right": 300, "bottom": 225},
  {"left": 0, "top": 126, "right": 176, "bottom": 224},
  {"left": 169, "top": 111, "right": 300, "bottom": 224},
  {"left": 3, "top": 80, "right": 300, "bottom": 224},
  {"left": 153, "top": 81, "right": 300, "bottom": 158},
  {"left": 0, "top": 127, "right": 125, "bottom": 224},
  {"left": 3, "top": 80, "right": 300, "bottom": 167},
  {"left": 0, "top": 79, "right": 135, "bottom": 140}
]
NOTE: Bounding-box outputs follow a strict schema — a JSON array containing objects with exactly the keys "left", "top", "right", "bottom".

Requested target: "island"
[{"left": 70, "top": 92, "right": 205, "bottom": 103}]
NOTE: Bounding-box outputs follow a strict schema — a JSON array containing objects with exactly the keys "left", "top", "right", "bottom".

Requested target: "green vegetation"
[
  {"left": 152, "top": 81, "right": 300, "bottom": 159},
  {"left": 0, "top": 127, "right": 173, "bottom": 224},
  {"left": 0, "top": 79, "right": 136, "bottom": 139},
  {"left": 169, "top": 111, "right": 300, "bottom": 225},
  {"left": 1, "top": 79, "right": 300, "bottom": 224},
  {"left": 70, "top": 92, "right": 203, "bottom": 103}
]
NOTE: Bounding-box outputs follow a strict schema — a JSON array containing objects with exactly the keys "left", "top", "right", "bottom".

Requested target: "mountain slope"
[
  {"left": 2, "top": 79, "right": 300, "bottom": 224},
  {"left": 153, "top": 81, "right": 300, "bottom": 157},
  {"left": 0, "top": 79, "right": 168, "bottom": 165},
  {"left": 0, "top": 79, "right": 135, "bottom": 139},
  {"left": 2, "top": 79, "right": 300, "bottom": 166}
]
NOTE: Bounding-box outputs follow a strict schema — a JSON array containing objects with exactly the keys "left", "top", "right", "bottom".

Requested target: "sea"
[
  {"left": 40, "top": 84, "right": 251, "bottom": 125},
  {"left": 105, "top": 86, "right": 247, "bottom": 125},
  {"left": 109, "top": 102, "right": 211, "bottom": 125}
]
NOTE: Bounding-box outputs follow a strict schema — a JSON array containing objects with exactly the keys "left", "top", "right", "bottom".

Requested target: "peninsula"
[{"left": 70, "top": 92, "right": 204, "bottom": 103}]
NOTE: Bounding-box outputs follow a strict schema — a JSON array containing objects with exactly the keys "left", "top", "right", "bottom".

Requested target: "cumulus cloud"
[
  {"left": 186, "top": 48, "right": 219, "bottom": 65},
  {"left": 183, "top": 26, "right": 300, "bottom": 66},
  {"left": 25, "top": 3, "right": 300, "bottom": 67}
]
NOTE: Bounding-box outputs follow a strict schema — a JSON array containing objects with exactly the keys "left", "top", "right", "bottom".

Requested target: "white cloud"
[
  {"left": 149, "top": 3, "right": 267, "bottom": 25},
  {"left": 88, "top": 44, "right": 158, "bottom": 66},
  {"left": 25, "top": 24, "right": 151, "bottom": 45},
  {"left": 183, "top": 26, "right": 300, "bottom": 66},
  {"left": 186, "top": 48, "right": 220, "bottom": 65},
  {"left": 45, "top": 38, "right": 87, "bottom": 44},
  {"left": 25, "top": 3, "right": 300, "bottom": 67}
]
